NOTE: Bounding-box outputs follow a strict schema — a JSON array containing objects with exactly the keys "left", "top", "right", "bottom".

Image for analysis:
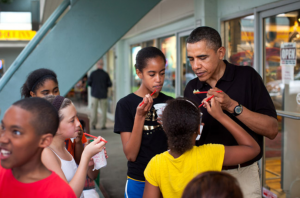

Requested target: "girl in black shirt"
[{"left": 114, "top": 47, "right": 172, "bottom": 198}]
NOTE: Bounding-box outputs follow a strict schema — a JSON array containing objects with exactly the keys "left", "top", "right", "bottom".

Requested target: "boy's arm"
[
  {"left": 143, "top": 180, "right": 161, "bottom": 198},
  {"left": 120, "top": 95, "right": 153, "bottom": 162},
  {"left": 204, "top": 98, "right": 260, "bottom": 166}
]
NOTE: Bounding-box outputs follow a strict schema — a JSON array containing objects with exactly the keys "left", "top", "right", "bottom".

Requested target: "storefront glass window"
[
  {"left": 263, "top": 10, "right": 300, "bottom": 197},
  {"left": 142, "top": 40, "right": 156, "bottom": 48},
  {"left": 180, "top": 36, "right": 196, "bottom": 95},
  {"left": 224, "top": 15, "right": 254, "bottom": 67},
  {"left": 130, "top": 44, "right": 142, "bottom": 92},
  {"left": 159, "top": 35, "right": 176, "bottom": 98},
  {"left": 130, "top": 40, "right": 156, "bottom": 93}
]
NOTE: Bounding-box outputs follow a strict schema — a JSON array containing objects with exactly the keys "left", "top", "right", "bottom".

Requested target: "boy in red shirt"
[{"left": 0, "top": 98, "right": 76, "bottom": 198}]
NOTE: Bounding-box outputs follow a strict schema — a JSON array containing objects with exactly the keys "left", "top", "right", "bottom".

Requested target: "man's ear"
[
  {"left": 30, "top": 91, "right": 36, "bottom": 97},
  {"left": 218, "top": 47, "right": 226, "bottom": 60},
  {"left": 136, "top": 69, "right": 143, "bottom": 80},
  {"left": 39, "top": 134, "right": 53, "bottom": 148}
]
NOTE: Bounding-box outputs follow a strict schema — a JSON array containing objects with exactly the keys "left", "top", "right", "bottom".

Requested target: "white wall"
[{"left": 123, "top": 0, "right": 194, "bottom": 39}]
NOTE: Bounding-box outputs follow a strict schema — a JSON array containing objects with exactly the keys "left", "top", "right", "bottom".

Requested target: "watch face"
[{"left": 235, "top": 106, "right": 242, "bottom": 114}]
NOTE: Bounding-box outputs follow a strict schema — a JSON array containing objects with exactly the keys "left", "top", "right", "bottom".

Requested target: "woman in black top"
[{"left": 114, "top": 47, "right": 173, "bottom": 198}]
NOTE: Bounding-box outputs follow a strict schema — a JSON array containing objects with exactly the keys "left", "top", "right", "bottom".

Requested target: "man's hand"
[
  {"left": 206, "top": 87, "right": 238, "bottom": 113},
  {"left": 203, "top": 98, "right": 224, "bottom": 120}
]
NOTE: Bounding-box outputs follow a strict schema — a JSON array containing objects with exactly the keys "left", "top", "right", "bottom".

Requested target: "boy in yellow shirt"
[{"left": 143, "top": 98, "right": 260, "bottom": 198}]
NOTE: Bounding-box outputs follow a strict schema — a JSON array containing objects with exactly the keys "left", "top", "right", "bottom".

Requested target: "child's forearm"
[
  {"left": 218, "top": 114, "right": 259, "bottom": 148},
  {"left": 123, "top": 115, "right": 145, "bottom": 162},
  {"left": 87, "top": 166, "right": 99, "bottom": 180},
  {"left": 69, "top": 156, "right": 90, "bottom": 198}
]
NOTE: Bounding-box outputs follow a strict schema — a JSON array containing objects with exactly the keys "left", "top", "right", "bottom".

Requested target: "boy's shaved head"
[{"left": 12, "top": 98, "right": 59, "bottom": 136}]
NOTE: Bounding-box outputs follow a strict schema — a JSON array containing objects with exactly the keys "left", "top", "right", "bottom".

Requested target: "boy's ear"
[{"left": 39, "top": 134, "right": 53, "bottom": 148}]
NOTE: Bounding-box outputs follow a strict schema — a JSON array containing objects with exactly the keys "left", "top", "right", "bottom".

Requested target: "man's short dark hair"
[
  {"left": 187, "top": 26, "right": 222, "bottom": 51},
  {"left": 13, "top": 98, "right": 59, "bottom": 136}
]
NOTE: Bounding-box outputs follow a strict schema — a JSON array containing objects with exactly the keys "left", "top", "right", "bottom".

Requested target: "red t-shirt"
[{"left": 0, "top": 165, "right": 76, "bottom": 198}]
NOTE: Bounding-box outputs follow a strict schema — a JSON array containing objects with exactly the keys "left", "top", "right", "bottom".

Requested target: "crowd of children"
[{"left": 0, "top": 44, "right": 263, "bottom": 198}]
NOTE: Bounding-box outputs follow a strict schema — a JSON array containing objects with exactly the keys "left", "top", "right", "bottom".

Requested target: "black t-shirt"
[
  {"left": 184, "top": 60, "right": 277, "bottom": 165},
  {"left": 114, "top": 92, "right": 173, "bottom": 181}
]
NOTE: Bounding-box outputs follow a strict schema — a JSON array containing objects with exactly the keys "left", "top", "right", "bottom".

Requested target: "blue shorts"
[{"left": 124, "top": 177, "right": 145, "bottom": 198}]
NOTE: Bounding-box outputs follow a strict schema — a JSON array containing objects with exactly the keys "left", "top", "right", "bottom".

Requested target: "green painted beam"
[{"left": 0, "top": 0, "right": 160, "bottom": 118}]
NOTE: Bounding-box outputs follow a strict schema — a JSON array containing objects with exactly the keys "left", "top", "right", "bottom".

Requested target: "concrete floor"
[{"left": 76, "top": 104, "right": 127, "bottom": 198}]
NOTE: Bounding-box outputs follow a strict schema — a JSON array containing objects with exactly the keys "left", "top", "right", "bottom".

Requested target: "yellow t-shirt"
[{"left": 144, "top": 144, "right": 225, "bottom": 198}]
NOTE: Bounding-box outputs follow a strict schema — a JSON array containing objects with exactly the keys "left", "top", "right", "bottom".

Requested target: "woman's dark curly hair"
[
  {"left": 21, "top": 68, "right": 58, "bottom": 98},
  {"left": 162, "top": 97, "right": 201, "bottom": 154},
  {"left": 182, "top": 171, "right": 243, "bottom": 198}
]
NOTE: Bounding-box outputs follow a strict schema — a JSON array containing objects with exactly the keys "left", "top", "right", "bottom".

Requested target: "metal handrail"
[
  {"left": 0, "top": 0, "right": 71, "bottom": 91},
  {"left": 276, "top": 110, "right": 300, "bottom": 120}
]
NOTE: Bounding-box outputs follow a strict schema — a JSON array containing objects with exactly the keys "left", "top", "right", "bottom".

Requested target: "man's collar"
[
  {"left": 220, "top": 60, "right": 235, "bottom": 82},
  {"left": 197, "top": 60, "right": 235, "bottom": 88}
]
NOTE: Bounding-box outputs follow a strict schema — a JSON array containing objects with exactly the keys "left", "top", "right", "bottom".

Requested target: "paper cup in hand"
[
  {"left": 92, "top": 149, "right": 107, "bottom": 170},
  {"left": 154, "top": 103, "right": 167, "bottom": 119}
]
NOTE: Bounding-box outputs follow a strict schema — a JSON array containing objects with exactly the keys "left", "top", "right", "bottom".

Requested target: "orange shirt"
[{"left": 65, "top": 134, "right": 87, "bottom": 158}]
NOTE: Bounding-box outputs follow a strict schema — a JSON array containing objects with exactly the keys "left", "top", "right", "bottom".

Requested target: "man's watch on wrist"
[{"left": 233, "top": 103, "right": 243, "bottom": 116}]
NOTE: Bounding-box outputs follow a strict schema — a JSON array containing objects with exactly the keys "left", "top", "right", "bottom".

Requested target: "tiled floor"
[{"left": 265, "top": 157, "right": 282, "bottom": 194}]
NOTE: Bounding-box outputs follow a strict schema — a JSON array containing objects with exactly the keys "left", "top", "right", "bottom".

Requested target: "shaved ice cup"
[{"left": 154, "top": 103, "right": 167, "bottom": 119}]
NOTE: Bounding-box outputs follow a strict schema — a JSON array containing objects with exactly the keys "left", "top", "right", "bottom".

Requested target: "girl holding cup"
[
  {"left": 42, "top": 95, "right": 107, "bottom": 198},
  {"left": 114, "top": 47, "right": 173, "bottom": 198}
]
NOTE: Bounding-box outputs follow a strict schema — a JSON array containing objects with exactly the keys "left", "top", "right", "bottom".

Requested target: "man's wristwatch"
[{"left": 233, "top": 103, "right": 243, "bottom": 116}]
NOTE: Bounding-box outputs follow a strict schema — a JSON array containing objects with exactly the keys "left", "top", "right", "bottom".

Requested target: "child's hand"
[
  {"left": 156, "top": 116, "right": 163, "bottom": 125},
  {"left": 203, "top": 97, "right": 224, "bottom": 120},
  {"left": 83, "top": 136, "right": 106, "bottom": 159},
  {"left": 104, "top": 147, "right": 108, "bottom": 159},
  {"left": 207, "top": 88, "right": 237, "bottom": 113},
  {"left": 136, "top": 94, "right": 153, "bottom": 117},
  {"left": 88, "top": 158, "right": 94, "bottom": 166}
]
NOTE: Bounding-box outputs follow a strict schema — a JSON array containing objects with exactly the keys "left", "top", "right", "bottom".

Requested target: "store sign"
[
  {"left": 263, "top": 187, "right": 277, "bottom": 198},
  {"left": 0, "top": 30, "right": 36, "bottom": 41},
  {"left": 281, "top": 42, "right": 297, "bottom": 84},
  {"left": 280, "top": 42, "right": 296, "bottom": 66}
]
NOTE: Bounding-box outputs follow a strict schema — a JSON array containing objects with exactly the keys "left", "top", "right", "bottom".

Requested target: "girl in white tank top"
[
  {"left": 49, "top": 147, "right": 84, "bottom": 198},
  {"left": 41, "top": 96, "right": 107, "bottom": 198}
]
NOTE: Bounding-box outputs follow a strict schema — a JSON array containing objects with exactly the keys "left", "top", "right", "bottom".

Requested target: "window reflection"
[
  {"left": 180, "top": 36, "right": 196, "bottom": 95},
  {"left": 159, "top": 36, "right": 176, "bottom": 98},
  {"left": 224, "top": 15, "right": 254, "bottom": 67}
]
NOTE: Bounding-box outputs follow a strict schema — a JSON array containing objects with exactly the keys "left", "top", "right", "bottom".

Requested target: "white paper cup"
[
  {"left": 92, "top": 149, "right": 107, "bottom": 170},
  {"left": 153, "top": 103, "right": 167, "bottom": 119},
  {"left": 196, "top": 112, "right": 203, "bottom": 141}
]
